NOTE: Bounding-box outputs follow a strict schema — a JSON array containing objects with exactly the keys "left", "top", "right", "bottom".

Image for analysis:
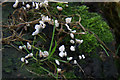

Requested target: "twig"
[
  {"left": 88, "top": 30, "right": 118, "bottom": 58},
  {"left": 9, "top": 43, "right": 26, "bottom": 54},
  {"left": 76, "top": 62, "right": 86, "bottom": 76},
  {"left": 26, "top": 68, "right": 42, "bottom": 77},
  {"left": 78, "top": 22, "right": 87, "bottom": 32}
]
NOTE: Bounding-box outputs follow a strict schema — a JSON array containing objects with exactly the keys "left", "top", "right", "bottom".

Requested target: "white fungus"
[
  {"left": 57, "top": 6, "right": 63, "bottom": 11},
  {"left": 64, "top": 51, "right": 67, "bottom": 57},
  {"left": 65, "top": 24, "right": 72, "bottom": 31},
  {"left": 75, "top": 39, "right": 83, "bottom": 44},
  {"left": 59, "top": 45, "right": 65, "bottom": 52},
  {"left": 43, "top": 51, "right": 49, "bottom": 57},
  {"left": 32, "top": 29, "right": 39, "bottom": 36},
  {"left": 25, "top": 53, "right": 33, "bottom": 58},
  {"left": 21, "top": 57, "right": 25, "bottom": 62},
  {"left": 25, "top": 60, "right": 29, "bottom": 64},
  {"left": 29, "top": 53, "right": 33, "bottom": 57},
  {"left": 71, "top": 30, "right": 76, "bottom": 33},
  {"left": 73, "top": 60, "right": 77, "bottom": 64},
  {"left": 22, "top": 2, "right": 25, "bottom": 5},
  {"left": 13, "top": 0, "right": 19, "bottom": 8},
  {"left": 44, "top": 0, "right": 49, "bottom": 6},
  {"left": 19, "top": 46, "right": 23, "bottom": 50},
  {"left": 79, "top": 55, "right": 82, "bottom": 60},
  {"left": 82, "top": 54, "right": 85, "bottom": 59},
  {"left": 57, "top": 68, "right": 62, "bottom": 73},
  {"left": 39, "top": 21, "right": 46, "bottom": 29},
  {"left": 32, "top": 2, "right": 35, "bottom": 7},
  {"left": 59, "top": 51, "right": 67, "bottom": 57},
  {"left": 27, "top": 42, "right": 31, "bottom": 50},
  {"left": 59, "top": 51, "right": 64, "bottom": 57},
  {"left": 81, "top": 32, "right": 86, "bottom": 34},
  {"left": 25, "top": 55, "right": 29, "bottom": 58},
  {"left": 67, "top": 57, "right": 73, "bottom": 61},
  {"left": 32, "top": 24, "right": 45, "bottom": 36},
  {"left": 39, "top": 3, "right": 43, "bottom": 7},
  {"left": 70, "top": 46, "right": 75, "bottom": 51},
  {"left": 35, "top": 2, "right": 39, "bottom": 9},
  {"left": 66, "top": 4, "right": 68, "bottom": 7},
  {"left": 39, "top": 50, "right": 43, "bottom": 57},
  {"left": 26, "top": 4, "right": 30, "bottom": 9},
  {"left": 70, "top": 33, "right": 74, "bottom": 39},
  {"left": 65, "top": 17, "right": 72, "bottom": 24},
  {"left": 70, "top": 40, "right": 75, "bottom": 44},
  {"left": 35, "top": 24, "right": 41, "bottom": 30},
  {"left": 55, "top": 60, "right": 60, "bottom": 65},
  {"left": 55, "top": 20, "right": 59, "bottom": 27},
  {"left": 22, "top": 6, "right": 26, "bottom": 10}
]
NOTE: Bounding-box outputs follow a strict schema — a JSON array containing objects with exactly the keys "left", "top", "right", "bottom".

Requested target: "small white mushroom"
[
  {"left": 25, "top": 55, "right": 29, "bottom": 58},
  {"left": 13, "top": 0, "right": 19, "bottom": 8},
  {"left": 35, "top": 2, "right": 39, "bottom": 9},
  {"left": 55, "top": 20, "right": 59, "bottom": 27},
  {"left": 59, "top": 45, "right": 65, "bottom": 52},
  {"left": 21, "top": 57, "right": 25, "bottom": 62},
  {"left": 19, "top": 46, "right": 23, "bottom": 50},
  {"left": 29, "top": 53, "right": 33, "bottom": 57},
  {"left": 26, "top": 4, "right": 30, "bottom": 9},
  {"left": 59, "top": 51, "right": 64, "bottom": 57},
  {"left": 22, "top": 6, "right": 26, "bottom": 10},
  {"left": 26, "top": 24, "right": 30, "bottom": 26},
  {"left": 70, "top": 33, "right": 74, "bottom": 39},
  {"left": 66, "top": 4, "right": 68, "bottom": 7},
  {"left": 71, "top": 30, "right": 76, "bottom": 33},
  {"left": 82, "top": 54, "right": 85, "bottom": 59},
  {"left": 55, "top": 60, "right": 60, "bottom": 65},
  {"left": 81, "top": 32, "right": 86, "bottom": 34},
  {"left": 70, "top": 46, "right": 75, "bottom": 51},
  {"left": 79, "top": 55, "right": 82, "bottom": 60},
  {"left": 75, "top": 39, "right": 83, "bottom": 44},
  {"left": 57, "top": 68, "right": 62, "bottom": 73},
  {"left": 64, "top": 51, "right": 67, "bottom": 57},
  {"left": 57, "top": 6, "right": 63, "bottom": 11},
  {"left": 25, "top": 60, "right": 29, "bottom": 64},
  {"left": 73, "top": 60, "right": 77, "bottom": 64},
  {"left": 39, "top": 50, "right": 43, "bottom": 57},
  {"left": 39, "top": 3, "right": 43, "bottom": 7},
  {"left": 65, "top": 17, "right": 72, "bottom": 24},
  {"left": 65, "top": 24, "right": 72, "bottom": 31},
  {"left": 43, "top": 51, "right": 49, "bottom": 57},
  {"left": 32, "top": 2, "right": 35, "bottom": 7},
  {"left": 35, "top": 24, "right": 41, "bottom": 30},
  {"left": 39, "top": 21, "right": 46, "bottom": 29},
  {"left": 70, "top": 40, "right": 75, "bottom": 44},
  {"left": 44, "top": 0, "right": 49, "bottom": 6},
  {"left": 22, "top": 2, "right": 25, "bottom": 5},
  {"left": 67, "top": 57, "right": 73, "bottom": 61},
  {"left": 32, "top": 24, "right": 42, "bottom": 36},
  {"left": 27, "top": 42, "right": 31, "bottom": 50},
  {"left": 32, "top": 29, "right": 39, "bottom": 36},
  {"left": 59, "top": 51, "right": 67, "bottom": 57}
]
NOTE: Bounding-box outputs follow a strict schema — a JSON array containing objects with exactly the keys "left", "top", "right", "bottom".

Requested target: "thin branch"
[{"left": 76, "top": 62, "right": 86, "bottom": 76}]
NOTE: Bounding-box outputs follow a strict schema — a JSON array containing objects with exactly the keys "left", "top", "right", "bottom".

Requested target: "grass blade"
[
  {"left": 49, "top": 19, "right": 56, "bottom": 54},
  {"left": 100, "top": 44, "right": 110, "bottom": 57}
]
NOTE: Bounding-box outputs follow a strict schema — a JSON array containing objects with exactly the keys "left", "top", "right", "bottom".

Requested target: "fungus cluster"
[{"left": 15, "top": 0, "right": 87, "bottom": 75}]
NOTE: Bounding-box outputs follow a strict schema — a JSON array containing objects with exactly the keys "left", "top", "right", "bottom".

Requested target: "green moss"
[
  {"left": 48, "top": 3, "right": 114, "bottom": 53},
  {"left": 77, "top": 32, "right": 99, "bottom": 53}
]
